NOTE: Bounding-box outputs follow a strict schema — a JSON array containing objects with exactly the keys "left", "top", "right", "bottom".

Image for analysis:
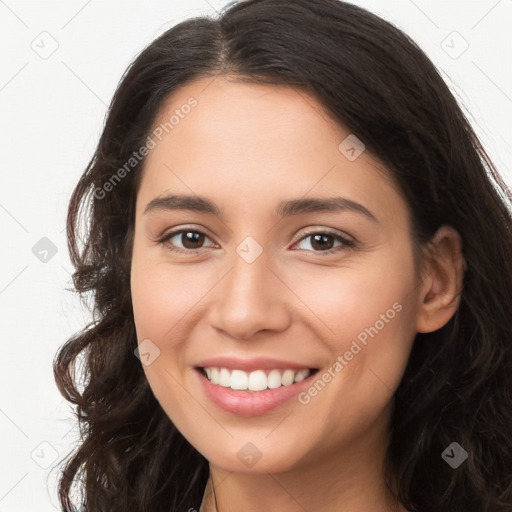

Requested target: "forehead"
[{"left": 137, "top": 76, "right": 408, "bottom": 228}]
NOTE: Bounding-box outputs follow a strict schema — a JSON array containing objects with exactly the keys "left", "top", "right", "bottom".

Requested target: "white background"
[{"left": 0, "top": 0, "right": 511, "bottom": 510}]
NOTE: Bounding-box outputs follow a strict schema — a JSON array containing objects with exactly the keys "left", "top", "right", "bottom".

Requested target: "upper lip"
[{"left": 195, "top": 356, "right": 318, "bottom": 372}]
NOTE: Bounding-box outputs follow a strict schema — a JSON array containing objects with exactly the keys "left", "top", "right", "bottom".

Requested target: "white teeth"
[
  {"left": 203, "top": 367, "right": 312, "bottom": 391},
  {"left": 218, "top": 368, "right": 231, "bottom": 387},
  {"left": 230, "top": 369, "right": 248, "bottom": 390},
  {"left": 281, "top": 369, "right": 295, "bottom": 386},
  {"left": 267, "top": 369, "right": 282, "bottom": 389},
  {"left": 248, "top": 370, "right": 267, "bottom": 391},
  {"left": 294, "top": 369, "right": 310, "bottom": 383}
]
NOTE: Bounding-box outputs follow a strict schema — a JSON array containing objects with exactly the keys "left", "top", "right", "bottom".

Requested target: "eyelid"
[
  {"left": 291, "top": 227, "right": 356, "bottom": 254},
  {"left": 157, "top": 225, "right": 217, "bottom": 252},
  {"left": 157, "top": 225, "right": 356, "bottom": 256},
  {"left": 293, "top": 226, "right": 355, "bottom": 244}
]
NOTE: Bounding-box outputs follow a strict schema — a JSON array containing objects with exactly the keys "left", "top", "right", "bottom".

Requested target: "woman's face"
[{"left": 130, "top": 76, "right": 425, "bottom": 474}]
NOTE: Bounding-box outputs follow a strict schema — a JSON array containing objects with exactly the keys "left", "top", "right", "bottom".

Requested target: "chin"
[{"left": 200, "top": 437, "right": 309, "bottom": 475}]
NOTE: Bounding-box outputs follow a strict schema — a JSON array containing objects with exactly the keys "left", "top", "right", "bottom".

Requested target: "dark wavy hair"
[{"left": 53, "top": 0, "right": 512, "bottom": 510}]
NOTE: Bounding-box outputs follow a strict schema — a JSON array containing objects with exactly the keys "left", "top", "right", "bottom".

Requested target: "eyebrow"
[{"left": 143, "top": 194, "right": 378, "bottom": 222}]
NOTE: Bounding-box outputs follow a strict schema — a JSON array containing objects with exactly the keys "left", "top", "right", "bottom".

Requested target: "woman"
[{"left": 53, "top": 0, "right": 512, "bottom": 510}]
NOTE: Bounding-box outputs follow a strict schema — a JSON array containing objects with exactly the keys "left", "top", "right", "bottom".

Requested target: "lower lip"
[{"left": 195, "top": 368, "right": 318, "bottom": 416}]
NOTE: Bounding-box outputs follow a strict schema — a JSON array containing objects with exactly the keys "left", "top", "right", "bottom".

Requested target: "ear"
[{"left": 416, "top": 225, "right": 467, "bottom": 333}]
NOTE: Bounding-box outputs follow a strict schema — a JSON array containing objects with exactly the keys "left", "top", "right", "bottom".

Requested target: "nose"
[{"left": 206, "top": 248, "right": 292, "bottom": 340}]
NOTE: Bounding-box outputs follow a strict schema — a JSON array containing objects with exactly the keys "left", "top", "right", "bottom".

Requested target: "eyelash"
[{"left": 156, "top": 227, "right": 355, "bottom": 255}]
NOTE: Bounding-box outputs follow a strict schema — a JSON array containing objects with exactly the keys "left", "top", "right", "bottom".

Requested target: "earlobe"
[{"left": 415, "top": 225, "right": 466, "bottom": 334}]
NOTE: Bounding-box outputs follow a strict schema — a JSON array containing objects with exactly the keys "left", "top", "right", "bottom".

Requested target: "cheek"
[
  {"left": 289, "top": 256, "right": 418, "bottom": 445},
  {"left": 304, "top": 251, "right": 415, "bottom": 341},
  {"left": 130, "top": 245, "right": 211, "bottom": 403},
  {"left": 130, "top": 255, "right": 201, "bottom": 432},
  {"left": 130, "top": 245, "right": 204, "bottom": 341},
  {"left": 296, "top": 246, "right": 418, "bottom": 394}
]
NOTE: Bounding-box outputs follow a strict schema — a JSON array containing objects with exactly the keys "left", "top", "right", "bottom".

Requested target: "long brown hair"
[{"left": 53, "top": 1, "right": 512, "bottom": 510}]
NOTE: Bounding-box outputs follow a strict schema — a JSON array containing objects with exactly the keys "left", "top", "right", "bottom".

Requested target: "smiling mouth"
[{"left": 197, "top": 366, "right": 319, "bottom": 392}]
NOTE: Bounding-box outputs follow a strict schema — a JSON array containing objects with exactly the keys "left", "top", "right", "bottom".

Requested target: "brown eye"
[
  {"left": 180, "top": 231, "right": 205, "bottom": 249},
  {"left": 310, "top": 233, "right": 335, "bottom": 251},
  {"left": 294, "top": 230, "right": 355, "bottom": 254},
  {"left": 158, "top": 229, "right": 216, "bottom": 253}
]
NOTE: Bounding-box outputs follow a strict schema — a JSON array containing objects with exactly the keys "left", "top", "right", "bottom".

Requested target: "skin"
[{"left": 130, "top": 76, "right": 465, "bottom": 512}]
